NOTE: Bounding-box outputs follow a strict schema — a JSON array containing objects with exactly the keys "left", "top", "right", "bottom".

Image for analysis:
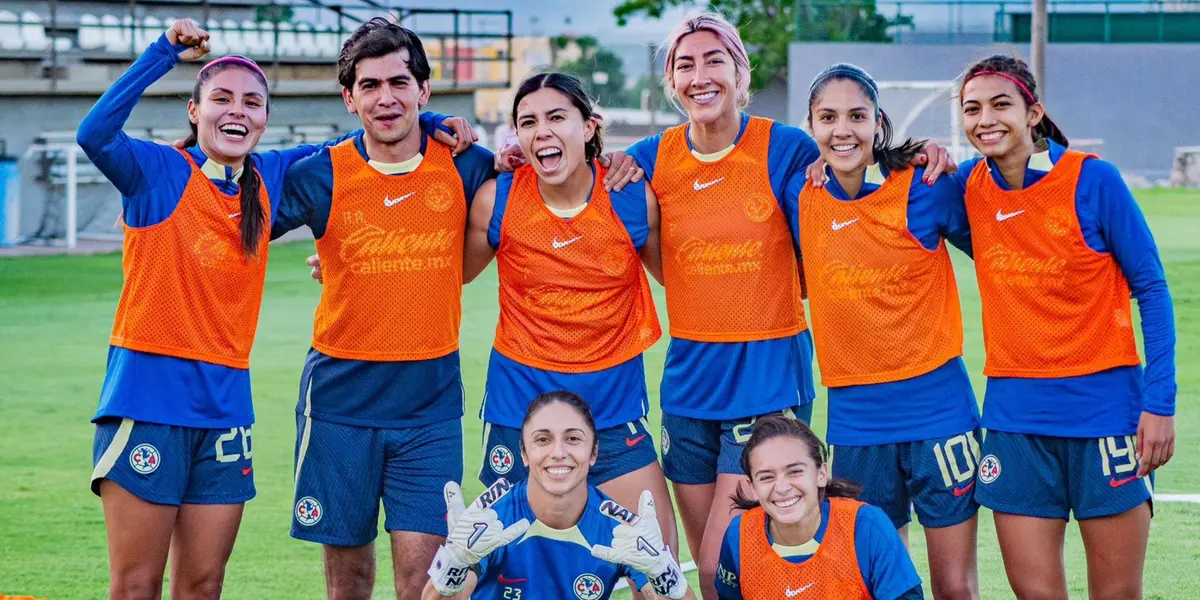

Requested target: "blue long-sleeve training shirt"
[
  {"left": 951, "top": 141, "right": 1176, "bottom": 436},
  {"left": 79, "top": 34, "right": 446, "bottom": 428}
]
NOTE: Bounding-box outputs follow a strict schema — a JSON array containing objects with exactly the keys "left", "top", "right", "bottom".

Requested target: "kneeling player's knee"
[{"left": 111, "top": 572, "right": 165, "bottom": 600}]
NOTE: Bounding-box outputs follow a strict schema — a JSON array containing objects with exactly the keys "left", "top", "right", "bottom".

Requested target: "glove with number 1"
[
  {"left": 591, "top": 490, "right": 687, "bottom": 600},
  {"left": 427, "top": 479, "right": 531, "bottom": 596}
]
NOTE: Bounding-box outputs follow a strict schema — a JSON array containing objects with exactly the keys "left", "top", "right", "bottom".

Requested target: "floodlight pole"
[{"left": 1031, "top": 0, "right": 1047, "bottom": 100}]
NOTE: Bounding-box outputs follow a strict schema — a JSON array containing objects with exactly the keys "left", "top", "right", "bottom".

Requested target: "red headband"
[
  {"left": 964, "top": 70, "right": 1037, "bottom": 103},
  {"left": 199, "top": 56, "right": 268, "bottom": 83}
]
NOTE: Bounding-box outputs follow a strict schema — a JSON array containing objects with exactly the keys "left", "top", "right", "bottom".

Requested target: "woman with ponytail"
[
  {"left": 715, "top": 414, "right": 923, "bottom": 600},
  {"left": 793, "top": 63, "right": 981, "bottom": 600},
  {"left": 75, "top": 19, "right": 459, "bottom": 598},
  {"left": 956, "top": 55, "right": 1176, "bottom": 599}
]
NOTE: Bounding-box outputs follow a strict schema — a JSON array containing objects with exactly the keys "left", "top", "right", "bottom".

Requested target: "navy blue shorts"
[
  {"left": 831, "top": 429, "right": 982, "bottom": 529},
  {"left": 479, "top": 418, "right": 657, "bottom": 487},
  {"left": 975, "top": 431, "right": 1154, "bottom": 520},
  {"left": 661, "top": 404, "right": 814, "bottom": 485},
  {"left": 91, "top": 417, "right": 255, "bottom": 506},
  {"left": 291, "top": 415, "right": 463, "bottom": 547}
]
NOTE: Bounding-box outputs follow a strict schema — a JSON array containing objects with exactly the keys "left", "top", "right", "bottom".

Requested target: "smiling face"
[
  {"left": 960, "top": 74, "right": 1044, "bottom": 161},
  {"left": 521, "top": 400, "right": 597, "bottom": 498},
  {"left": 343, "top": 48, "right": 431, "bottom": 147},
  {"left": 187, "top": 66, "right": 268, "bottom": 165},
  {"left": 514, "top": 87, "right": 596, "bottom": 186},
  {"left": 747, "top": 435, "right": 828, "bottom": 526},
  {"left": 669, "top": 30, "right": 741, "bottom": 126},
  {"left": 809, "top": 78, "right": 880, "bottom": 175}
]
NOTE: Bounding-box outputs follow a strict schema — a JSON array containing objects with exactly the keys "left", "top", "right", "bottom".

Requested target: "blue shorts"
[
  {"left": 479, "top": 418, "right": 657, "bottom": 487},
  {"left": 91, "top": 417, "right": 255, "bottom": 506},
  {"left": 661, "top": 404, "right": 814, "bottom": 485},
  {"left": 831, "top": 429, "right": 982, "bottom": 529},
  {"left": 291, "top": 416, "right": 463, "bottom": 547},
  {"left": 975, "top": 431, "right": 1154, "bottom": 521}
]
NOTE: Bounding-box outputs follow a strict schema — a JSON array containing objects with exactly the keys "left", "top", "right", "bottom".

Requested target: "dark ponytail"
[
  {"left": 959, "top": 54, "right": 1069, "bottom": 149},
  {"left": 807, "top": 63, "right": 926, "bottom": 174},
  {"left": 186, "top": 58, "right": 268, "bottom": 258},
  {"left": 511, "top": 72, "right": 604, "bottom": 161},
  {"left": 730, "top": 414, "right": 862, "bottom": 512}
]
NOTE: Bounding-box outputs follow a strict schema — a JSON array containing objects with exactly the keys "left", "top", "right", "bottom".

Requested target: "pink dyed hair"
[{"left": 660, "top": 11, "right": 752, "bottom": 113}]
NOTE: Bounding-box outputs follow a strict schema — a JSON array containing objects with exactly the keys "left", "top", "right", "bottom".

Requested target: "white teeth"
[
  {"left": 536, "top": 148, "right": 562, "bottom": 158},
  {"left": 773, "top": 497, "right": 800, "bottom": 508},
  {"left": 832, "top": 144, "right": 857, "bottom": 152},
  {"left": 691, "top": 91, "right": 717, "bottom": 101},
  {"left": 547, "top": 467, "right": 571, "bottom": 476},
  {"left": 980, "top": 131, "right": 1004, "bottom": 140},
  {"left": 220, "top": 124, "right": 248, "bottom": 138}
]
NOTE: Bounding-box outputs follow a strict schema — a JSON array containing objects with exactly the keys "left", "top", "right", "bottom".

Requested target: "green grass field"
[{"left": 1, "top": 188, "right": 1197, "bottom": 599}]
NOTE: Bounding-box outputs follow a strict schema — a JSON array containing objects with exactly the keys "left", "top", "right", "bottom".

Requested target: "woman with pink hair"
[{"left": 623, "top": 12, "right": 952, "bottom": 598}]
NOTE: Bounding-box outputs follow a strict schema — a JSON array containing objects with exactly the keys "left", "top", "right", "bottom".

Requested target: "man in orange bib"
[{"left": 270, "top": 18, "right": 495, "bottom": 600}]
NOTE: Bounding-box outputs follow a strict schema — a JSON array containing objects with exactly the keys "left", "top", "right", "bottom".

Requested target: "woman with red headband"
[
  {"left": 76, "top": 19, "right": 461, "bottom": 598},
  {"left": 955, "top": 55, "right": 1176, "bottom": 599}
]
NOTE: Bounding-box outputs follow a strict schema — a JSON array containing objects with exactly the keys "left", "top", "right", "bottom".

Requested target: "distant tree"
[
  {"left": 553, "top": 35, "right": 638, "bottom": 107},
  {"left": 613, "top": 0, "right": 896, "bottom": 90}
]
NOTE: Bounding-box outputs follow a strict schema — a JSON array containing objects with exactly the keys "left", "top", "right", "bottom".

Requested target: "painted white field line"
[
  {"left": 613, "top": 561, "right": 697, "bottom": 591},
  {"left": 613, "top": 495, "right": 1198, "bottom": 591},
  {"left": 1156, "top": 493, "right": 1200, "bottom": 503}
]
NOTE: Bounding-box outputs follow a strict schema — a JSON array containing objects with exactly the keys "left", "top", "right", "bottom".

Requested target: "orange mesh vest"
[
  {"left": 109, "top": 150, "right": 269, "bottom": 369},
  {"left": 799, "top": 168, "right": 964, "bottom": 387},
  {"left": 655, "top": 117, "right": 806, "bottom": 342},
  {"left": 493, "top": 163, "right": 661, "bottom": 372},
  {"left": 740, "top": 499, "right": 871, "bottom": 600},
  {"left": 313, "top": 138, "right": 466, "bottom": 361},
  {"left": 966, "top": 151, "right": 1141, "bottom": 378}
]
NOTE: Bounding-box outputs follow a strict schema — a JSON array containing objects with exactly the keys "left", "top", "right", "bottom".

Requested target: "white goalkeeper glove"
[
  {"left": 427, "top": 479, "right": 531, "bottom": 596},
  {"left": 590, "top": 490, "right": 687, "bottom": 600}
]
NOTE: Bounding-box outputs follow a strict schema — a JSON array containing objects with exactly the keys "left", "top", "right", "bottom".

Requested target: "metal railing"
[{"left": 4, "top": 1, "right": 513, "bottom": 91}]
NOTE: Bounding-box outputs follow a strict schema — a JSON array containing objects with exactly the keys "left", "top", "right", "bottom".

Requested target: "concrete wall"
[
  {"left": 788, "top": 42, "right": 1200, "bottom": 178},
  {"left": 2, "top": 91, "right": 475, "bottom": 239}
]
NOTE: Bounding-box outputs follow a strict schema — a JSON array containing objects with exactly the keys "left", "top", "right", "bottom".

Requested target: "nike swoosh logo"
[
  {"left": 384, "top": 192, "right": 415, "bottom": 207},
  {"left": 1110, "top": 475, "right": 1140, "bottom": 488},
  {"left": 785, "top": 583, "right": 815, "bottom": 597},
  {"left": 830, "top": 218, "right": 858, "bottom": 231},
  {"left": 953, "top": 481, "right": 975, "bottom": 497},
  {"left": 693, "top": 177, "right": 724, "bottom": 191},
  {"left": 996, "top": 209, "right": 1025, "bottom": 221},
  {"left": 552, "top": 235, "right": 583, "bottom": 249},
  {"left": 497, "top": 575, "right": 527, "bottom": 584},
  {"left": 241, "top": 466, "right": 253, "bottom": 476},
  {"left": 625, "top": 434, "right": 646, "bottom": 448},
  {"left": 228, "top": 212, "right": 241, "bottom": 219}
]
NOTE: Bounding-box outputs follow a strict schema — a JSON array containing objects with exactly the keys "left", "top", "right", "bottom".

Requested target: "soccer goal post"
[{"left": 874, "top": 80, "right": 967, "bottom": 163}]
